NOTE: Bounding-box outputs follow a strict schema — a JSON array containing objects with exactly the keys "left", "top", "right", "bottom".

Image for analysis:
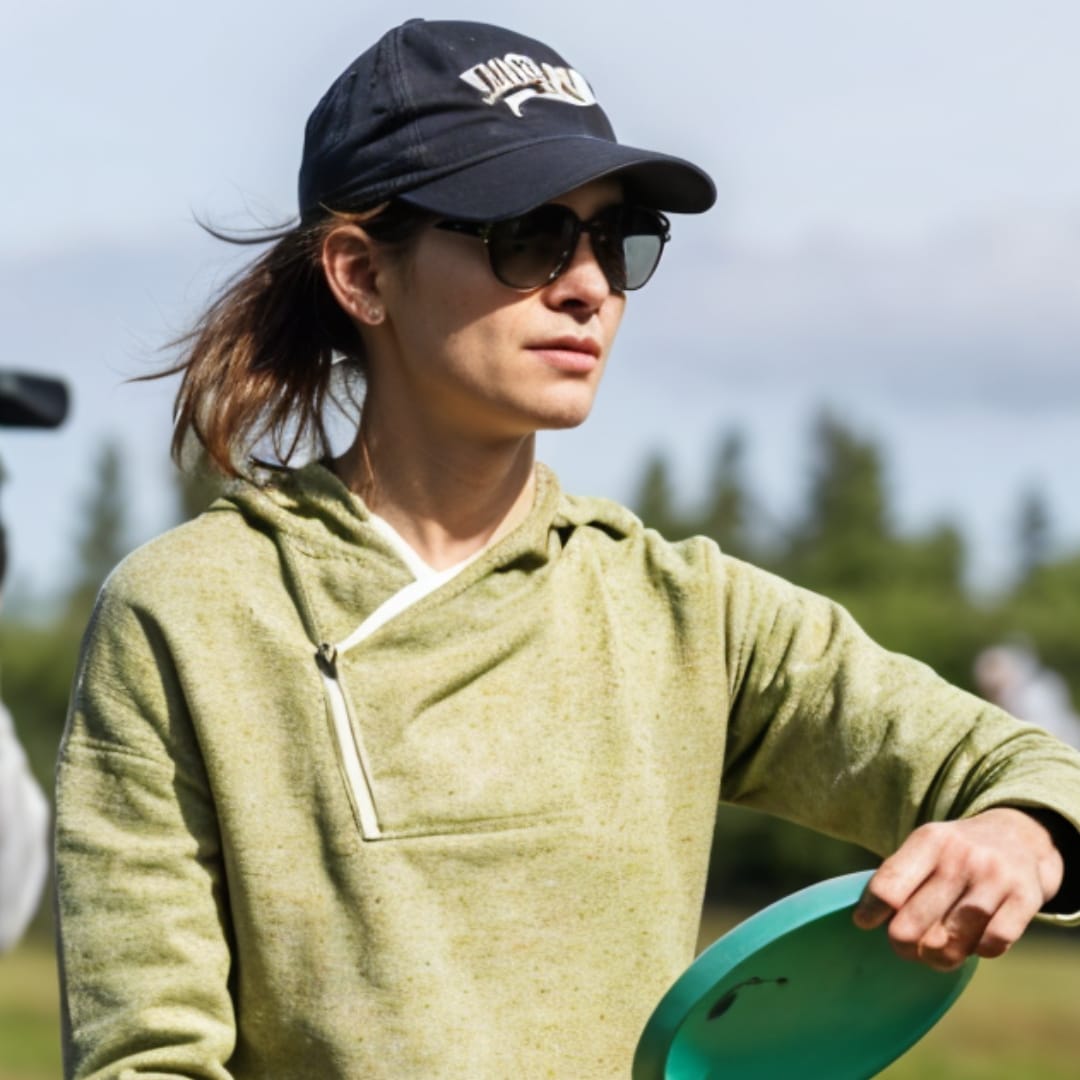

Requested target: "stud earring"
[{"left": 358, "top": 301, "right": 384, "bottom": 325}]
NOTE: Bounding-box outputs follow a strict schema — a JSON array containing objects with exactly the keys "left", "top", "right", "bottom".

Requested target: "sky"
[{"left": 2, "top": 0, "right": 1079, "bottom": 605}]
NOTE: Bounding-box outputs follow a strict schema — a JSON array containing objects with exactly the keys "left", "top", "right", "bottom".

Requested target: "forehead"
[{"left": 545, "top": 177, "right": 624, "bottom": 216}]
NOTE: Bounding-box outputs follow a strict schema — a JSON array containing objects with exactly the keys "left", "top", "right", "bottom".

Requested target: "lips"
[{"left": 527, "top": 336, "right": 602, "bottom": 374}]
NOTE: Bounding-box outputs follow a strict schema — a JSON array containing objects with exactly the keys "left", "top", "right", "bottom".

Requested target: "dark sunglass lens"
[
  {"left": 585, "top": 206, "right": 628, "bottom": 291},
  {"left": 487, "top": 206, "right": 577, "bottom": 289},
  {"left": 622, "top": 234, "right": 664, "bottom": 289},
  {"left": 585, "top": 206, "right": 667, "bottom": 291},
  {"left": 617, "top": 208, "right": 668, "bottom": 290}
]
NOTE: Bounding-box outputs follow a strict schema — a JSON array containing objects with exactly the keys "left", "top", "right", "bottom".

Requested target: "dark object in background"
[
  {"left": 0, "top": 369, "right": 70, "bottom": 587},
  {"left": 0, "top": 370, "right": 70, "bottom": 429}
]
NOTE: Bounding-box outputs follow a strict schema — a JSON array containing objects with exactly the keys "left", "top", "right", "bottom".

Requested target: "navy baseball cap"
[{"left": 298, "top": 19, "right": 716, "bottom": 222}]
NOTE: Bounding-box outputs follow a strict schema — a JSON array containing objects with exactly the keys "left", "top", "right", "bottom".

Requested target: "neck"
[{"left": 334, "top": 409, "right": 537, "bottom": 571}]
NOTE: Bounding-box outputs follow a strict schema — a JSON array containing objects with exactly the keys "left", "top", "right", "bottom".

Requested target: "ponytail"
[{"left": 159, "top": 202, "right": 431, "bottom": 477}]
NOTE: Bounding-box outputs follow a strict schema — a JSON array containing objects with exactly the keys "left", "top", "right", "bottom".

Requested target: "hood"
[{"left": 214, "top": 460, "right": 643, "bottom": 573}]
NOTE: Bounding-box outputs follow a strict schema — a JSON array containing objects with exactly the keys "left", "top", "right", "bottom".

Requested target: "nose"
[{"left": 543, "top": 233, "right": 613, "bottom": 314}]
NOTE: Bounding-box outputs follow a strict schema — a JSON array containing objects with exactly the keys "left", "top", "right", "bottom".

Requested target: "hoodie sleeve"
[
  {"left": 716, "top": 555, "right": 1080, "bottom": 926},
  {"left": 55, "top": 575, "right": 236, "bottom": 1079}
]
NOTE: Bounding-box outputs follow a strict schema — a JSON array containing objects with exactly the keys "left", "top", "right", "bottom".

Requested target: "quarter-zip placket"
[{"left": 301, "top": 536, "right": 482, "bottom": 840}]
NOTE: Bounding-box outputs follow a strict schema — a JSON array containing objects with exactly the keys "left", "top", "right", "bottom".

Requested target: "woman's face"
[{"left": 363, "top": 178, "right": 627, "bottom": 445}]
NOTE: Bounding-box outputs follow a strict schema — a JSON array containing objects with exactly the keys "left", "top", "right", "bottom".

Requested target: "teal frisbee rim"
[{"left": 633, "top": 870, "right": 978, "bottom": 1080}]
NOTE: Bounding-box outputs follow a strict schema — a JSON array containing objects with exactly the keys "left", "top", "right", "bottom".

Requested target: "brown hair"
[{"left": 157, "top": 201, "right": 433, "bottom": 477}]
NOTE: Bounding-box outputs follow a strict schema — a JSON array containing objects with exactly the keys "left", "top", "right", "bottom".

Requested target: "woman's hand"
[{"left": 852, "top": 807, "right": 1065, "bottom": 970}]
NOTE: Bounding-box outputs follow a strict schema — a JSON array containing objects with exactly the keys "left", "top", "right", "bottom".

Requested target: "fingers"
[
  {"left": 975, "top": 894, "right": 1039, "bottom": 960},
  {"left": 852, "top": 818, "right": 1046, "bottom": 971},
  {"left": 887, "top": 874, "right": 1000, "bottom": 970},
  {"left": 853, "top": 821, "right": 948, "bottom": 930}
]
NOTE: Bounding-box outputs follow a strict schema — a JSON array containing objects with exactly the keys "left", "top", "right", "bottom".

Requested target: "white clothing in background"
[
  {"left": 0, "top": 699, "right": 49, "bottom": 951},
  {"left": 974, "top": 645, "right": 1080, "bottom": 751}
]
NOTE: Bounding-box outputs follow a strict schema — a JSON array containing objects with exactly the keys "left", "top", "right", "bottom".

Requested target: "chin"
[
  {"left": 534, "top": 401, "right": 596, "bottom": 432},
  {"left": 530, "top": 385, "right": 599, "bottom": 432}
]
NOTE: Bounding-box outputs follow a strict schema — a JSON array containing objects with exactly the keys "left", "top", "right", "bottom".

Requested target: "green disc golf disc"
[{"left": 633, "top": 870, "right": 977, "bottom": 1080}]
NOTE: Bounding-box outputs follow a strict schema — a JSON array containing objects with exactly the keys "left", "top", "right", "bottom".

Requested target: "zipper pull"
[{"left": 316, "top": 642, "right": 338, "bottom": 674}]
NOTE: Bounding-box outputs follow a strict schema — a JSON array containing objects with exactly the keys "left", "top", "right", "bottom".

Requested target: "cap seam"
[{"left": 385, "top": 22, "right": 428, "bottom": 180}]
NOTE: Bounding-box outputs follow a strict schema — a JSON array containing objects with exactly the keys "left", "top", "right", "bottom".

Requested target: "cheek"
[
  {"left": 410, "top": 267, "right": 526, "bottom": 359},
  {"left": 404, "top": 245, "right": 511, "bottom": 332},
  {"left": 600, "top": 297, "right": 626, "bottom": 354},
  {"left": 390, "top": 277, "right": 526, "bottom": 385},
  {"left": 441, "top": 308, "right": 525, "bottom": 378}
]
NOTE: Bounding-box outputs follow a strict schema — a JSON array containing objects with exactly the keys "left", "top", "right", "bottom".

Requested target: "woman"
[{"left": 55, "top": 18, "right": 1080, "bottom": 1079}]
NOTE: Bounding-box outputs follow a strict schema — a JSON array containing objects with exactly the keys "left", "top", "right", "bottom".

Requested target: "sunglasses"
[{"left": 435, "top": 203, "right": 671, "bottom": 292}]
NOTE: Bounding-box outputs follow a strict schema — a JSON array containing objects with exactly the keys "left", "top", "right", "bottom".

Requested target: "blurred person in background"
[
  {"left": 974, "top": 643, "right": 1080, "bottom": 750},
  {"left": 0, "top": 519, "right": 50, "bottom": 952},
  {"left": 0, "top": 370, "right": 67, "bottom": 951},
  {"left": 53, "top": 18, "right": 1080, "bottom": 1080}
]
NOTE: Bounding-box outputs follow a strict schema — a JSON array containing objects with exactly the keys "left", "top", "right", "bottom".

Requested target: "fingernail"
[{"left": 853, "top": 892, "right": 893, "bottom": 927}]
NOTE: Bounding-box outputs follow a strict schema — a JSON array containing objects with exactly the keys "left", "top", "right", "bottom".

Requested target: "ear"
[{"left": 321, "top": 223, "right": 387, "bottom": 326}]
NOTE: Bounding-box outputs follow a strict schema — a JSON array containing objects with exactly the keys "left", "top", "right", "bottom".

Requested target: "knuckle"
[
  {"left": 917, "top": 928, "right": 968, "bottom": 970},
  {"left": 862, "top": 867, "right": 900, "bottom": 907},
  {"left": 966, "top": 848, "right": 1007, "bottom": 883},
  {"left": 1018, "top": 882, "right": 1046, "bottom": 914},
  {"left": 952, "top": 898, "right": 995, "bottom": 927},
  {"left": 887, "top": 916, "right": 922, "bottom": 949},
  {"left": 942, "top": 831, "right": 978, "bottom": 864},
  {"left": 934, "top": 838, "right": 1010, "bottom": 889},
  {"left": 942, "top": 914, "right": 981, "bottom": 944},
  {"left": 867, "top": 878, "right": 904, "bottom": 909},
  {"left": 917, "top": 821, "right": 950, "bottom": 843}
]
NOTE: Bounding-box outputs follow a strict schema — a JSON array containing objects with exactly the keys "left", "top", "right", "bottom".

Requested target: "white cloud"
[
  {"left": 5, "top": 1, "right": 1080, "bottom": 596},
  {"left": 634, "top": 213, "right": 1080, "bottom": 409}
]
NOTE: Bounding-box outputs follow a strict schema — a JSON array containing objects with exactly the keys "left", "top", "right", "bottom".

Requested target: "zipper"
[
  {"left": 317, "top": 643, "right": 382, "bottom": 840},
  {"left": 307, "top": 552, "right": 476, "bottom": 842}
]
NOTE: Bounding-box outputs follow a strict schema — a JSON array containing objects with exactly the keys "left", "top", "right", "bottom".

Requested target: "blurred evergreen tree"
[
  {"left": 697, "top": 431, "right": 754, "bottom": 560},
  {"left": 633, "top": 451, "right": 688, "bottom": 538},
  {"left": 781, "top": 410, "right": 894, "bottom": 590},
  {"left": 67, "top": 439, "right": 130, "bottom": 621},
  {"left": 173, "top": 444, "right": 225, "bottom": 525},
  {"left": 1016, "top": 486, "right": 1052, "bottom": 583}
]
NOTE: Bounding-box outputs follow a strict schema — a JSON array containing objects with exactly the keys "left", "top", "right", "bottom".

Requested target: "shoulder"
[
  {"left": 550, "top": 484, "right": 833, "bottom": 626},
  {"left": 552, "top": 489, "right": 727, "bottom": 589},
  {"left": 101, "top": 498, "right": 276, "bottom": 615}
]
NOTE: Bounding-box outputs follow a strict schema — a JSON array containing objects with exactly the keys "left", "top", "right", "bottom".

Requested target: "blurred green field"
[
  {"left": 0, "top": 934, "right": 61, "bottom": 1080},
  {"left": 3, "top": 917, "right": 1078, "bottom": 1078}
]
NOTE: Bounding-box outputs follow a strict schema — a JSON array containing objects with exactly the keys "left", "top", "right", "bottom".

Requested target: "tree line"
[
  {"left": 2, "top": 410, "right": 1078, "bottom": 907},
  {"left": 634, "top": 410, "right": 1080, "bottom": 899}
]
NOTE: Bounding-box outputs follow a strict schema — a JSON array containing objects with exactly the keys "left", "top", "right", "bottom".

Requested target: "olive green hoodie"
[{"left": 55, "top": 463, "right": 1080, "bottom": 1079}]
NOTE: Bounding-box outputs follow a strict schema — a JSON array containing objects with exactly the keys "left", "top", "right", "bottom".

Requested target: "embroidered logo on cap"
[{"left": 459, "top": 53, "right": 597, "bottom": 117}]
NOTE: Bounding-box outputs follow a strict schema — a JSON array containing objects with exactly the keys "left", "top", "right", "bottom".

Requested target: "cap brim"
[
  {"left": 398, "top": 136, "right": 716, "bottom": 220},
  {"left": 0, "top": 372, "right": 70, "bottom": 429}
]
